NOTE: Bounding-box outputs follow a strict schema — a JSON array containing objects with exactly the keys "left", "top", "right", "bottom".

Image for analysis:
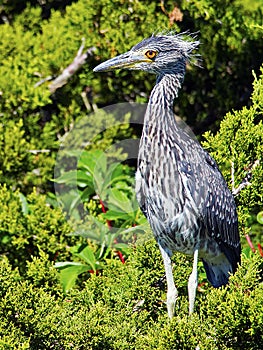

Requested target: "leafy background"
[{"left": 0, "top": 0, "right": 262, "bottom": 348}]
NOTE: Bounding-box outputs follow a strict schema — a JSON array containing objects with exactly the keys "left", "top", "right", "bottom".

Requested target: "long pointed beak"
[{"left": 93, "top": 51, "right": 148, "bottom": 72}]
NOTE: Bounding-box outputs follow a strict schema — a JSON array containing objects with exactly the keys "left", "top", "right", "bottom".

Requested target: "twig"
[
  {"left": 34, "top": 76, "right": 53, "bottom": 88},
  {"left": 160, "top": 0, "right": 168, "bottom": 15},
  {"left": 49, "top": 40, "right": 96, "bottom": 93},
  {"left": 81, "top": 86, "right": 97, "bottom": 112},
  {"left": 99, "top": 199, "right": 112, "bottom": 229},
  {"left": 35, "top": 38, "right": 96, "bottom": 93},
  {"left": 257, "top": 243, "right": 263, "bottom": 257},
  {"left": 99, "top": 199, "right": 125, "bottom": 264},
  {"left": 231, "top": 160, "right": 235, "bottom": 193},
  {"left": 232, "top": 179, "right": 251, "bottom": 196},
  {"left": 132, "top": 299, "right": 145, "bottom": 313},
  {"left": 28, "top": 149, "right": 50, "bottom": 154},
  {"left": 245, "top": 234, "right": 256, "bottom": 253},
  {"left": 231, "top": 160, "right": 260, "bottom": 196},
  {"left": 116, "top": 250, "right": 125, "bottom": 264},
  {"left": 81, "top": 91, "right": 91, "bottom": 111}
]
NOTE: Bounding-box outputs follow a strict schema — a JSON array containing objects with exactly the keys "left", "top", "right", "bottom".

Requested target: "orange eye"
[{"left": 145, "top": 50, "right": 157, "bottom": 60}]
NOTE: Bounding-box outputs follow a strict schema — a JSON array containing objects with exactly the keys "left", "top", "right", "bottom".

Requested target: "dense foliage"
[
  {"left": 0, "top": 234, "right": 263, "bottom": 349},
  {"left": 0, "top": 0, "right": 262, "bottom": 348},
  {"left": 0, "top": 0, "right": 262, "bottom": 192}
]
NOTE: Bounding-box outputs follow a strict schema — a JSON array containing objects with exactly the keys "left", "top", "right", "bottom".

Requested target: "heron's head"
[{"left": 93, "top": 32, "right": 199, "bottom": 75}]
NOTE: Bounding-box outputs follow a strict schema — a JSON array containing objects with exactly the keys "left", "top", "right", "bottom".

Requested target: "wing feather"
[{"left": 178, "top": 146, "right": 240, "bottom": 270}]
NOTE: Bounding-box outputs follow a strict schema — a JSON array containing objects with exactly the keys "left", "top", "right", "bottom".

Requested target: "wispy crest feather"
[{"left": 155, "top": 31, "right": 201, "bottom": 67}]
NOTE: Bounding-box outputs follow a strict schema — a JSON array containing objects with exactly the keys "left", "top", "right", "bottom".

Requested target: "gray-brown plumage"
[{"left": 93, "top": 32, "right": 241, "bottom": 317}]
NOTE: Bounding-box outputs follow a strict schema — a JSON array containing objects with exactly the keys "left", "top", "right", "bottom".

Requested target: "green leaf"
[
  {"left": 76, "top": 170, "right": 94, "bottom": 188},
  {"left": 102, "top": 162, "right": 122, "bottom": 187},
  {"left": 119, "top": 223, "right": 149, "bottom": 235},
  {"left": 80, "top": 186, "right": 95, "bottom": 202},
  {"left": 78, "top": 150, "right": 105, "bottom": 175},
  {"left": 54, "top": 262, "right": 91, "bottom": 293},
  {"left": 75, "top": 245, "right": 98, "bottom": 272},
  {"left": 107, "top": 188, "right": 134, "bottom": 214},
  {"left": 54, "top": 170, "right": 93, "bottom": 188},
  {"left": 68, "top": 193, "right": 82, "bottom": 215},
  {"left": 102, "top": 210, "right": 131, "bottom": 221},
  {"left": 1, "top": 234, "right": 12, "bottom": 244},
  {"left": 256, "top": 211, "right": 263, "bottom": 225},
  {"left": 53, "top": 170, "right": 77, "bottom": 184},
  {"left": 79, "top": 150, "right": 108, "bottom": 196},
  {"left": 70, "top": 217, "right": 111, "bottom": 242}
]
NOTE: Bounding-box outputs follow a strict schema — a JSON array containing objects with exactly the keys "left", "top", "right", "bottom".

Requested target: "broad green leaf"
[
  {"left": 68, "top": 193, "right": 82, "bottom": 215},
  {"left": 70, "top": 228, "right": 104, "bottom": 241},
  {"left": 54, "top": 261, "right": 85, "bottom": 268},
  {"left": 76, "top": 170, "right": 94, "bottom": 188},
  {"left": 53, "top": 170, "right": 77, "bottom": 184},
  {"left": 80, "top": 186, "right": 95, "bottom": 202},
  {"left": 102, "top": 210, "right": 132, "bottom": 221},
  {"left": 70, "top": 217, "right": 111, "bottom": 242},
  {"left": 119, "top": 223, "right": 149, "bottom": 235},
  {"left": 108, "top": 188, "right": 134, "bottom": 214},
  {"left": 102, "top": 162, "right": 122, "bottom": 189},
  {"left": 75, "top": 245, "right": 101, "bottom": 272},
  {"left": 63, "top": 150, "right": 83, "bottom": 158},
  {"left": 78, "top": 150, "right": 105, "bottom": 175},
  {"left": 54, "top": 262, "right": 91, "bottom": 293}
]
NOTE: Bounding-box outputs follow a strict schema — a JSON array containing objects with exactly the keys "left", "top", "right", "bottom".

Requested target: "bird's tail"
[{"left": 202, "top": 246, "right": 240, "bottom": 288}]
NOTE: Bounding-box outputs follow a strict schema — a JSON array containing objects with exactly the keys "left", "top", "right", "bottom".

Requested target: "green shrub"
[
  {"left": 0, "top": 1, "right": 262, "bottom": 348},
  {"left": 0, "top": 185, "right": 72, "bottom": 271},
  {"left": 0, "top": 239, "right": 262, "bottom": 349},
  {"left": 0, "top": 0, "right": 262, "bottom": 191},
  {"left": 203, "top": 67, "right": 263, "bottom": 244}
]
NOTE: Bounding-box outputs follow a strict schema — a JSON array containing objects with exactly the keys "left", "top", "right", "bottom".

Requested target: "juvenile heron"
[{"left": 93, "top": 32, "right": 241, "bottom": 317}]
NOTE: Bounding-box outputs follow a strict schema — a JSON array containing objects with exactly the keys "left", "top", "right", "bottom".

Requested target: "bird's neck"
[
  {"left": 153, "top": 71, "right": 184, "bottom": 106},
  {"left": 145, "top": 69, "right": 185, "bottom": 132}
]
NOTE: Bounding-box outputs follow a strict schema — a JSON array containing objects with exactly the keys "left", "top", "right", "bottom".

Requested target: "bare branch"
[
  {"left": 132, "top": 299, "right": 145, "bottom": 313},
  {"left": 231, "top": 160, "right": 235, "bottom": 193},
  {"left": 245, "top": 234, "right": 256, "bottom": 253},
  {"left": 35, "top": 38, "right": 96, "bottom": 92},
  {"left": 81, "top": 86, "right": 97, "bottom": 112},
  {"left": 49, "top": 40, "right": 96, "bottom": 93},
  {"left": 28, "top": 149, "right": 50, "bottom": 154},
  {"left": 232, "top": 159, "right": 260, "bottom": 196},
  {"left": 34, "top": 75, "right": 53, "bottom": 88}
]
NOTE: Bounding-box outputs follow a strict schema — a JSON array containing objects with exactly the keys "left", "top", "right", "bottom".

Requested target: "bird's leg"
[
  {"left": 158, "top": 242, "right": 178, "bottom": 319},
  {"left": 188, "top": 248, "right": 199, "bottom": 315}
]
